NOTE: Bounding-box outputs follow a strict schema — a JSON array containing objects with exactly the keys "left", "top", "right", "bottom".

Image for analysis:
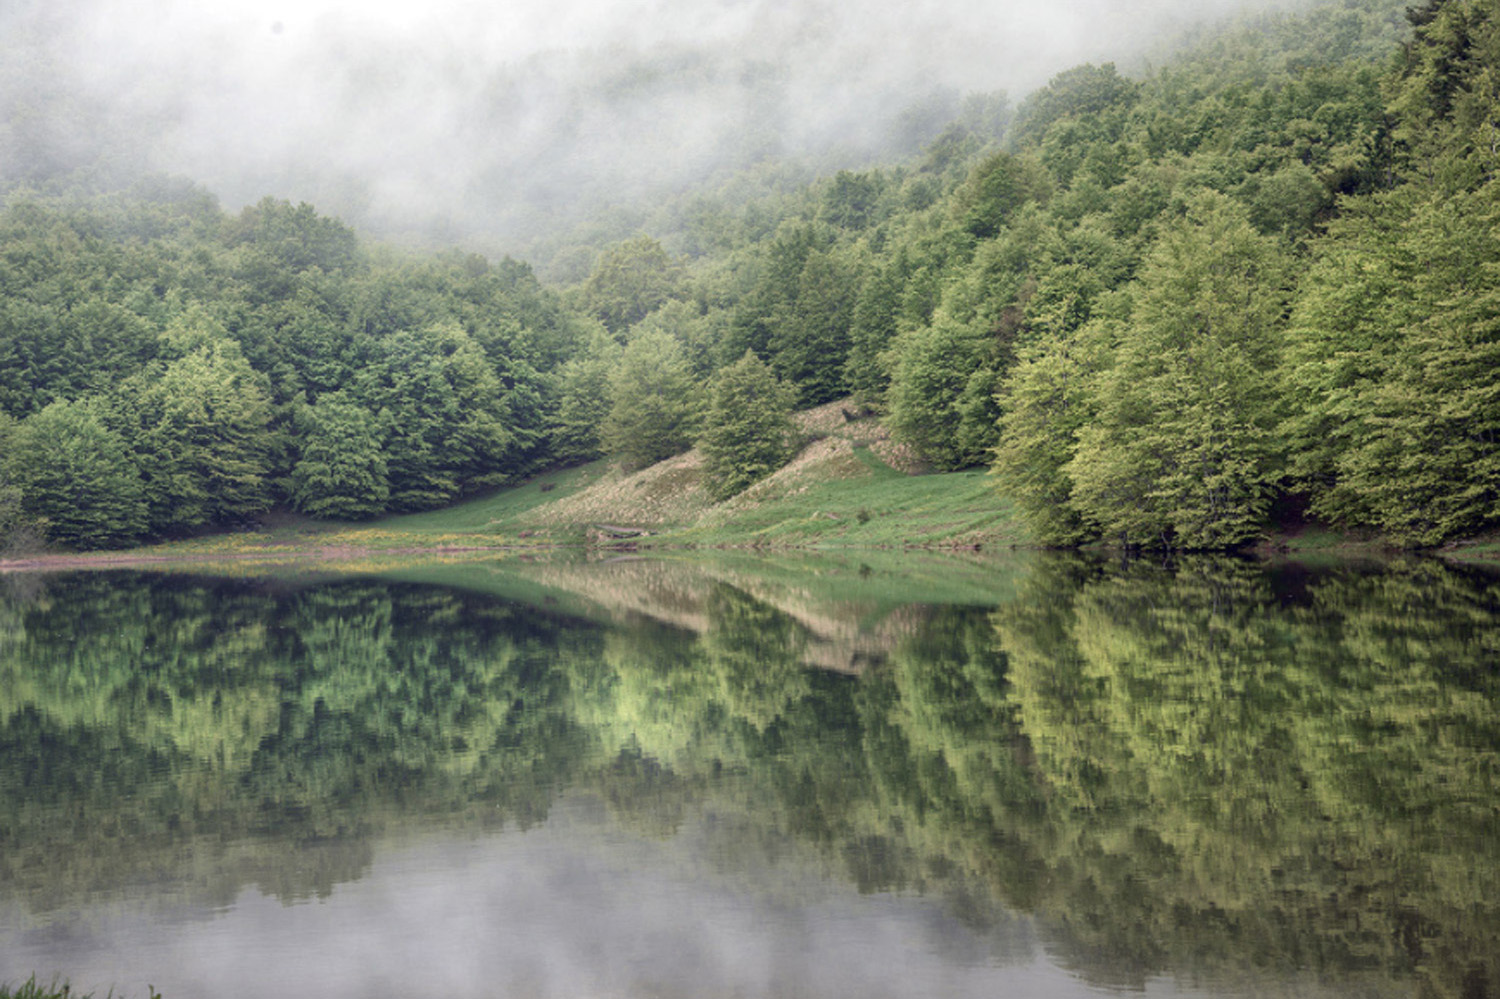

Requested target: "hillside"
[{"left": 393, "top": 400, "right": 1031, "bottom": 551}]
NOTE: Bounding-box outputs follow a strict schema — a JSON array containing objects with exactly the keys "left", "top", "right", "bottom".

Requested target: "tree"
[
  {"left": 601, "top": 330, "right": 702, "bottom": 470},
  {"left": 1388, "top": 0, "right": 1500, "bottom": 189},
  {"left": 353, "top": 323, "right": 513, "bottom": 510},
  {"left": 6, "top": 398, "right": 147, "bottom": 548},
  {"left": 699, "top": 351, "right": 798, "bottom": 501},
  {"left": 548, "top": 325, "right": 622, "bottom": 466},
  {"left": 289, "top": 392, "right": 390, "bottom": 520},
  {"left": 843, "top": 259, "right": 904, "bottom": 406},
  {"left": 0, "top": 412, "right": 45, "bottom": 551},
  {"left": 579, "top": 236, "right": 685, "bottom": 334},
  {"left": 1065, "top": 193, "right": 1290, "bottom": 549},
  {"left": 993, "top": 319, "right": 1114, "bottom": 546},
  {"left": 952, "top": 151, "right": 1051, "bottom": 239},
  {"left": 885, "top": 312, "right": 1004, "bottom": 471},
  {"left": 1283, "top": 184, "right": 1500, "bottom": 543},
  {"left": 225, "top": 197, "right": 359, "bottom": 274},
  {"left": 113, "top": 322, "right": 279, "bottom": 533},
  {"left": 768, "top": 245, "right": 859, "bottom": 405}
]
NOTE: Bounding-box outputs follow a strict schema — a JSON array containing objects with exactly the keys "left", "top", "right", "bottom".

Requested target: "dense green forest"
[{"left": 3, "top": 0, "right": 1498, "bottom": 551}]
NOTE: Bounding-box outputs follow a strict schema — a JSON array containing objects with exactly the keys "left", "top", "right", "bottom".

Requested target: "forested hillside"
[{"left": 3, "top": 0, "right": 1498, "bottom": 552}]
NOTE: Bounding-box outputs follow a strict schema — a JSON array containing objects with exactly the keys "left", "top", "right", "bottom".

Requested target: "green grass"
[
  {"left": 366, "top": 460, "right": 610, "bottom": 533},
  {"left": 668, "top": 466, "right": 1029, "bottom": 550}
]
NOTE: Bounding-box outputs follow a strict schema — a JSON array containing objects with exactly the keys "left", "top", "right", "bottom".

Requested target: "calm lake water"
[{"left": 1, "top": 553, "right": 1497, "bottom": 999}]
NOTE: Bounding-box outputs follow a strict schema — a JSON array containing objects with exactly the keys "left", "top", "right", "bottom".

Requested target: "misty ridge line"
[{"left": 2, "top": 0, "right": 1309, "bottom": 259}]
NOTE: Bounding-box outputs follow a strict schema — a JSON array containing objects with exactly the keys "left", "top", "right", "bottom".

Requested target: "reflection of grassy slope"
[
  {"left": 376, "top": 552, "right": 1029, "bottom": 674},
  {"left": 378, "top": 551, "right": 1029, "bottom": 668}
]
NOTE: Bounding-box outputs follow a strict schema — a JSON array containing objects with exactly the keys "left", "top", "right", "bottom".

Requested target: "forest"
[{"left": 2, "top": 0, "right": 1498, "bottom": 552}]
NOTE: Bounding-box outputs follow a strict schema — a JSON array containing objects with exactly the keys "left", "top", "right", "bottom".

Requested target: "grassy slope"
[
  {"left": 360, "top": 399, "right": 1029, "bottom": 552},
  {"left": 507, "top": 401, "right": 1029, "bottom": 549}
]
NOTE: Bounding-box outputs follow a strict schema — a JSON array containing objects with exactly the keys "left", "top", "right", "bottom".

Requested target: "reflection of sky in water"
[{"left": 0, "top": 796, "right": 1381, "bottom": 999}]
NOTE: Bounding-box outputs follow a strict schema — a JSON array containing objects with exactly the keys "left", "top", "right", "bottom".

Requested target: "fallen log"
[{"left": 593, "top": 524, "right": 651, "bottom": 538}]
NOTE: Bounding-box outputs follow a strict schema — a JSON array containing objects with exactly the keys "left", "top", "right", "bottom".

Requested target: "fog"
[{"left": 2, "top": 0, "right": 1304, "bottom": 255}]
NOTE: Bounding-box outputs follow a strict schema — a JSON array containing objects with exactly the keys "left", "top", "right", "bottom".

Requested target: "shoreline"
[{"left": 5, "top": 528, "right": 1497, "bottom": 575}]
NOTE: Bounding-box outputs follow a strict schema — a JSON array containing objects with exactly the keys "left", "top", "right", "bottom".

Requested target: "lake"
[{"left": 1, "top": 552, "right": 1497, "bottom": 998}]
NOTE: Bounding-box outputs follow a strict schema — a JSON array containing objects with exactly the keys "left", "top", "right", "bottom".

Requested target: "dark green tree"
[
  {"left": 699, "top": 350, "right": 798, "bottom": 501},
  {"left": 601, "top": 330, "right": 702, "bottom": 469},
  {"left": 579, "top": 236, "right": 686, "bottom": 334},
  {"left": 6, "top": 398, "right": 147, "bottom": 548},
  {"left": 289, "top": 392, "right": 390, "bottom": 520},
  {"left": 885, "top": 312, "right": 1005, "bottom": 471},
  {"left": 112, "top": 318, "right": 279, "bottom": 532},
  {"left": 354, "top": 323, "right": 512, "bottom": 510},
  {"left": 547, "top": 325, "right": 622, "bottom": 466}
]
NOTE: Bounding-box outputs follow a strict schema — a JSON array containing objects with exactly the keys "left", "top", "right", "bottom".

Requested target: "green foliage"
[
  {"left": 225, "top": 197, "right": 359, "bottom": 274},
  {"left": 6, "top": 398, "right": 147, "bottom": 548},
  {"left": 1065, "top": 193, "right": 1290, "bottom": 549},
  {"left": 1012, "top": 63, "right": 1139, "bottom": 148},
  {"left": 289, "top": 391, "right": 390, "bottom": 520},
  {"left": 819, "top": 169, "right": 887, "bottom": 231},
  {"left": 1389, "top": 0, "right": 1500, "bottom": 188},
  {"left": 722, "top": 220, "right": 863, "bottom": 405},
  {"left": 767, "top": 244, "right": 859, "bottom": 405},
  {"left": 1284, "top": 183, "right": 1500, "bottom": 542},
  {"left": 579, "top": 235, "right": 686, "bottom": 334},
  {"left": 885, "top": 312, "right": 1004, "bottom": 470},
  {"left": 952, "top": 151, "right": 1051, "bottom": 238},
  {"left": 547, "top": 326, "right": 622, "bottom": 466},
  {"left": 110, "top": 315, "right": 278, "bottom": 532},
  {"left": 699, "top": 350, "right": 797, "bottom": 500},
  {"left": 842, "top": 259, "right": 903, "bottom": 405},
  {"left": 354, "top": 323, "right": 513, "bottom": 510},
  {"left": 993, "top": 323, "right": 1111, "bottom": 546},
  {"left": 0, "top": 413, "right": 45, "bottom": 551},
  {"left": 601, "top": 329, "right": 702, "bottom": 469}
]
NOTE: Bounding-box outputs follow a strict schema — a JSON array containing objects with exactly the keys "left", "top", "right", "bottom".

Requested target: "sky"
[{"left": 1, "top": 0, "right": 1301, "bottom": 255}]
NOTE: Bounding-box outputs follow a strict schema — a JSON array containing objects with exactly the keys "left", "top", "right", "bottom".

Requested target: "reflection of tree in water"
[
  {"left": 2, "top": 561, "right": 1498, "bottom": 995},
  {"left": 997, "top": 555, "right": 1500, "bottom": 997},
  {"left": 0, "top": 573, "right": 600, "bottom": 908}
]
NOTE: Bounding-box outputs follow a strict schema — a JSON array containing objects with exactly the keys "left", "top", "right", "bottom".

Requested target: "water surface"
[{"left": 0, "top": 553, "right": 1496, "bottom": 998}]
